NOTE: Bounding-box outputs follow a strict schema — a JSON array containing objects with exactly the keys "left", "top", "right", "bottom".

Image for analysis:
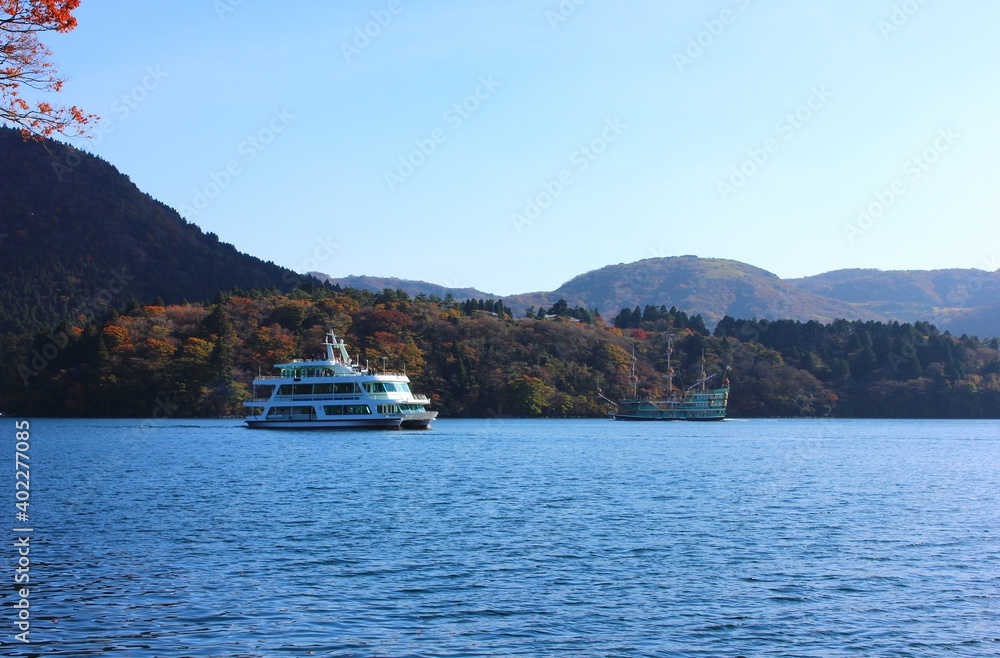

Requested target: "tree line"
[{"left": 1, "top": 286, "right": 998, "bottom": 419}]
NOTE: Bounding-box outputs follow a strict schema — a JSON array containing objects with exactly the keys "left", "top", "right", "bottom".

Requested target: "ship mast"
[
  {"left": 701, "top": 350, "right": 707, "bottom": 392},
  {"left": 666, "top": 333, "right": 676, "bottom": 395},
  {"left": 630, "top": 343, "right": 638, "bottom": 399}
]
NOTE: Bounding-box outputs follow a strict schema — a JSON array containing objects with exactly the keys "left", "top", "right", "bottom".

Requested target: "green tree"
[{"left": 504, "top": 375, "right": 550, "bottom": 416}]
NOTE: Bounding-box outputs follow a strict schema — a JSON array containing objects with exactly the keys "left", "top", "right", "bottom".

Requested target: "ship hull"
[
  {"left": 246, "top": 418, "right": 403, "bottom": 430},
  {"left": 611, "top": 386, "right": 729, "bottom": 422},
  {"left": 400, "top": 411, "right": 438, "bottom": 429},
  {"left": 612, "top": 413, "right": 726, "bottom": 421}
]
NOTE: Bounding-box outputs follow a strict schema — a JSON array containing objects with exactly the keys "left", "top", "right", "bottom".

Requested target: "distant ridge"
[
  {"left": 316, "top": 257, "right": 1000, "bottom": 338},
  {"left": 310, "top": 274, "right": 495, "bottom": 302},
  {"left": 503, "top": 256, "right": 881, "bottom": 325},
  {"left": 1, "top": 125, "right": 995, "bottom": 338},
  {"left": 790, "top": 268, "right": 1000, "bottom": 338}
]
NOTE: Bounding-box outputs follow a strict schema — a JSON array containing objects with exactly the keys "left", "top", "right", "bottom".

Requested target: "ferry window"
[
  {"left": 324, "top": 405, "right": 343, "bottom": 415},
  {"left": 400, "top": 383, "right": 411, "bottom": 393},
  {"left": 314, "top": 384, "right": 333, "bottom": 395},
  {"left": 290, "top": 405, "right": 317, "bottom": 419},
  {"left": 279, "top": 385, "right": 293, "bottom": 395},
  {"left": 267, "top": 406, "right": 292, "bottom": 419},
  {"left": 293, "top": 384, "right": 312, "bottom": 396},
  {"left": 334, "top": 383, "right": 360, "bottom": 394}
]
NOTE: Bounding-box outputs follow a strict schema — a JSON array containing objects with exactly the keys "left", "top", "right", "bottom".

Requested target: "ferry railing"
[
  {"left": 361, "top": 392, "right": 424, "bottom": 401},
  {"left": 273, "top": 394, "right": 363, "bottom": 402}
]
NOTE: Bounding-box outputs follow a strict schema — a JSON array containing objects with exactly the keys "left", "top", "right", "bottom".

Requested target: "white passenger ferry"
[{"left": 243, "top": 332, "right": 437, "bottom": 430}]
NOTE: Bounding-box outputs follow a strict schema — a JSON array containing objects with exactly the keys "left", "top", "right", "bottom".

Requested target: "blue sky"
[{"left": 36, "top": 0, "right": 1000, "bottom": 295}]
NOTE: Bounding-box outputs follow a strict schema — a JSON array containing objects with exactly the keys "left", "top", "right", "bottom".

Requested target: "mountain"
[
  {"left": 310, "top": 273, "right": 494, "bottom": 302},
  {"left": 502, "top": 256, "right": 884, "bottom": 325},
  {"left": 790, "top": 268, "right": 1000, "bottom": 337},
  {"left": 316, "top": 258, "right": 1000, "bottom": 338},
  {"left": 0, "top": 128, "right": 306, "bottom": 333},
  {"left": 2, "top": 126, "right": 995, "bottom": 339}
]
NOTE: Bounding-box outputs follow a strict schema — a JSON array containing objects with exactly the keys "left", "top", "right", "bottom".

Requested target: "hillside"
[
  {"left": 504, "top": 257, "right": 883, "bottom": 325},
  {"left": 2, "top": 287, "right": 998, "bottom": 419},
  {"left": 317, "top": 258, "right": 999, "bottom": 338},
  {"left": 2, "top": 126, "right": 994, "bottom": 340},
  {"left": 311, "top": 273, "right": 492, "bottom": 302},
  {"left": 0, "top": 128, "right": 306, "bottom": 333},
  {"left": 790, "top": 268, "right": 1000, "bottom": 337}
]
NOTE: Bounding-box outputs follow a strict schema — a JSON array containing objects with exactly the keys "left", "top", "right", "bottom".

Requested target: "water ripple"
[{"left": 5, "top": 418, "right": 999, "bottom": 656}]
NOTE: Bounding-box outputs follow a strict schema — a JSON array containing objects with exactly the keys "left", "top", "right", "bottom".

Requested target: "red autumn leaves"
[{"left": 1, "top": 0, "right": 95, "bottom": 138}]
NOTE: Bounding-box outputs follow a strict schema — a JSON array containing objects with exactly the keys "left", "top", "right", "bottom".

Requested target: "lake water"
[{"left": 5, "top": 418, "right": 999, "bottom": 656}]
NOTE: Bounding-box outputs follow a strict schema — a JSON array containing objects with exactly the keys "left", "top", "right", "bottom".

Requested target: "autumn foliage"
[{"left": 1, "top": 0, "right": 95, "bottom": 138}]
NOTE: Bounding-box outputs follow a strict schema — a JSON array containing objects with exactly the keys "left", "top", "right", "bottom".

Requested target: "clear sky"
[{"left": 37, "top": 0, "right": 1000, "bottom": 295}]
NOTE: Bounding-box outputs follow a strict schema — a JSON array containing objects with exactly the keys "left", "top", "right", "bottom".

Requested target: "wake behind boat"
[
  {"left": 243, "top": 331, "right": 437, "bottom": 430},
  {"left": 604, "top": 334, "right": 730, "bottom": 421}
]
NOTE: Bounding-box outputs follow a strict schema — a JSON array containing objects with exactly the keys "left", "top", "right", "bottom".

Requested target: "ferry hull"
[
  {"left": 246, "top": 418, "right": 403, "bottom": 430},
  {"left": 400, "top": 411, "right": 438, "bottom": 429}
]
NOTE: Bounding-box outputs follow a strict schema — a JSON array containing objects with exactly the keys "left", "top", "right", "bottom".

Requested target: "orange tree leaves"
[{"left": 1, "top": 0, "right": 96, "bottom": 138}]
